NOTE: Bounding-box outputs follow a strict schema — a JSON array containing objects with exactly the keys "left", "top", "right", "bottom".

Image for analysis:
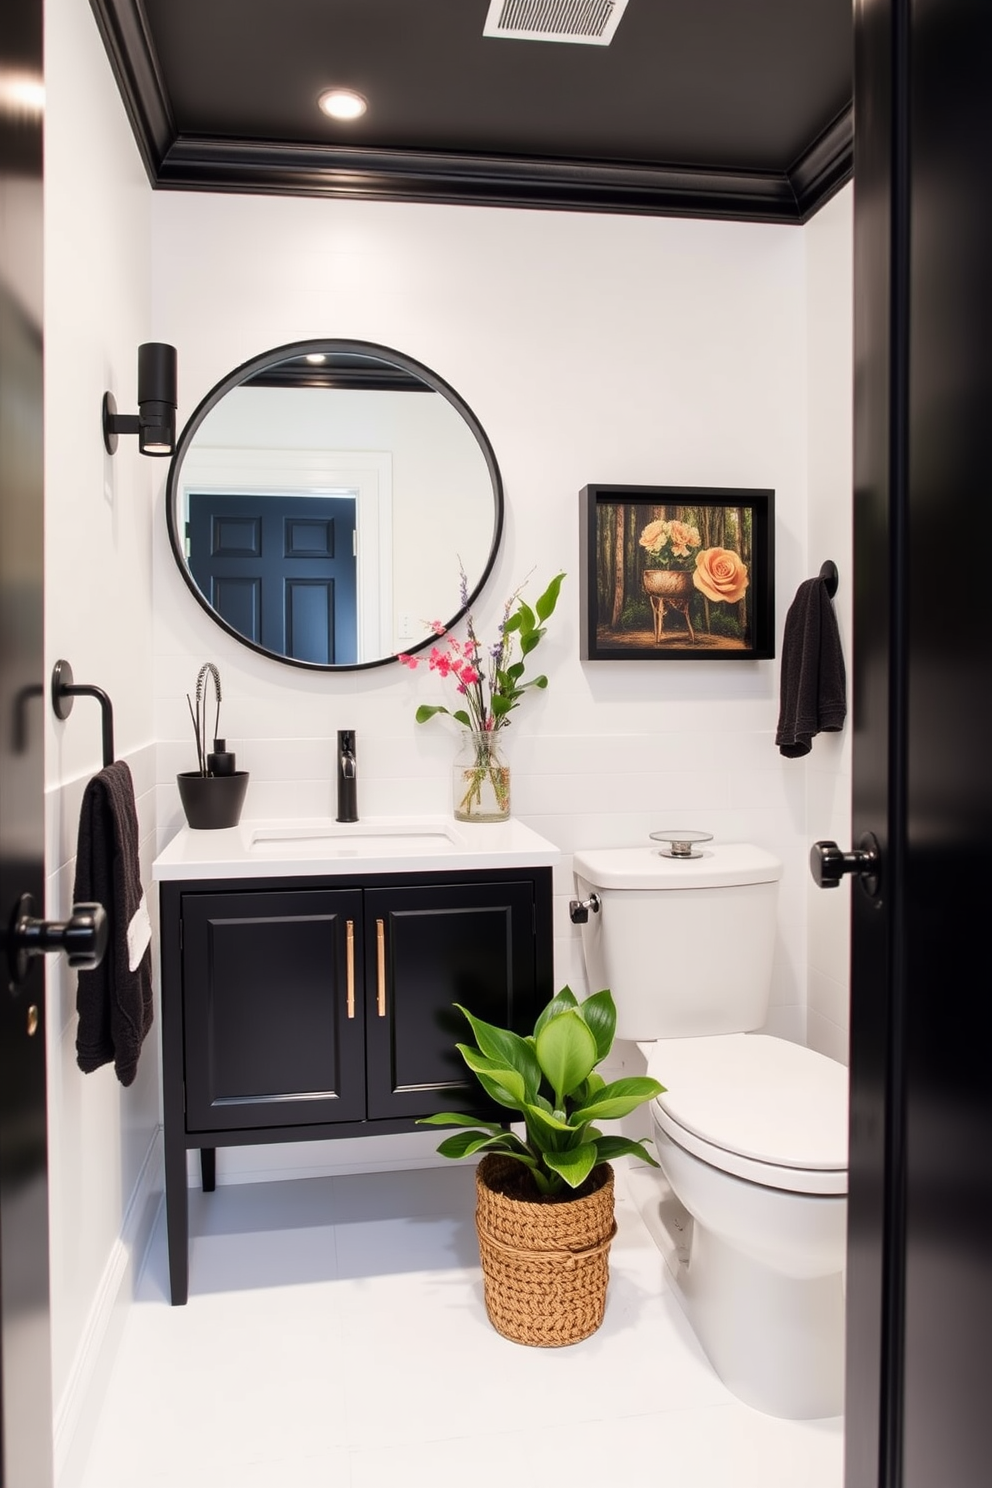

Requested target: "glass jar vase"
[{"left": 452, "top": 730, "right": 510, "bottom": 823}]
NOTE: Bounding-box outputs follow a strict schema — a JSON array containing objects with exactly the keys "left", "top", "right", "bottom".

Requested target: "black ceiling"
[{"left": 90, "top": 0, "right": 853, "bottom": 224}]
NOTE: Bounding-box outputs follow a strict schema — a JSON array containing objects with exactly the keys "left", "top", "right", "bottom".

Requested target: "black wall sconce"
[{"left": 102, "top": 343, "right": 177, "bottom": 457}]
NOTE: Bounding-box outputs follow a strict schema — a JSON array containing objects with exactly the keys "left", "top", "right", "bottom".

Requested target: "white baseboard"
[
  {"left": 54, "top": 1129, "right": 164, "bottom": 1488},
  {"left": 185, "top": 1129, "right": 453, "bottom": 1187}
]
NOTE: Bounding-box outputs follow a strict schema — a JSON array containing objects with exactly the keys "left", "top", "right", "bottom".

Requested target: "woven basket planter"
[{"left": 474, "top": 1154, "right": 617, "bottom": 1347}]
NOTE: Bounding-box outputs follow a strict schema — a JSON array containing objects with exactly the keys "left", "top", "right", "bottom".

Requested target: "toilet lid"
[{"left": 646, "top": 1035, "right": 848, "bottom": 1194}]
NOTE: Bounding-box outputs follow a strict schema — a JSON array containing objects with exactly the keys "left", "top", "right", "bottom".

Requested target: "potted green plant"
[{"left": 419, "top": 985, "right": 664, "bottom": 1346}]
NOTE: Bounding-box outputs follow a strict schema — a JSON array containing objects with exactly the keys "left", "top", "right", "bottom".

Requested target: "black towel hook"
[
  {"left": 819, "top": 560, "right": 839, "bottom": 599},
  {"left": 51, "top": 660, "right": 115, "bottom": 768}
]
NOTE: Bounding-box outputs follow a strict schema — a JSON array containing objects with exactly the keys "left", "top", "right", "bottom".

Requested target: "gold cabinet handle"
[
  {"left": 346, "top": 919, "right": 355, "bottom": 1019},
  {"left": 376, "top": 918, "right": 386, "bottom": 1016}
]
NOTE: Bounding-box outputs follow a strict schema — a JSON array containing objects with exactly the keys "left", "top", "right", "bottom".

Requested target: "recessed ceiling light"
[{"left": 318, "top": 88, "right": 367, "bottom": 122}]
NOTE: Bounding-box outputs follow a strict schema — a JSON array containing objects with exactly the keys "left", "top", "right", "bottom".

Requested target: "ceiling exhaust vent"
[{"left": 483, "top": 0, "right": 629, "bottom": 46}]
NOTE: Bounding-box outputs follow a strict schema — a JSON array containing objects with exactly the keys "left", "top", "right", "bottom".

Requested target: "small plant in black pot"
[
  {"left": 419, "top": 986, "right": 664, "bottom": 1346},
  {"left": 177, "top": 663, "right": 249, "bottom": 829}
]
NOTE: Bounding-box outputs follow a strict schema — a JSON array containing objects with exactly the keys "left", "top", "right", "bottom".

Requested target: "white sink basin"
[
  {"left": 152, "top": 814, "right": 560, "bottom": 881},
  {"left": 248, "top": 822, "right": 458, "bottom": 858}
]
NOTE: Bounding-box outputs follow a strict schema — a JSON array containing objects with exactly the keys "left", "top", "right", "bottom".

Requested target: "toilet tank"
[{"left": 572, "top": 843, "right": 782, "bottom": 1041}]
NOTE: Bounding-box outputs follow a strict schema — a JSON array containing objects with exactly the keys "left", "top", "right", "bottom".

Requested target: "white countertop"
[{"left": 152, "top": 815, "right": 561, "bottom": 881}]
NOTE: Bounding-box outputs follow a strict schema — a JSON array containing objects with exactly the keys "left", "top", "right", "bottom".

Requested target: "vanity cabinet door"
[
  {"left": 182, "top": 888, "right": 366, "bottom": 1132},
  {"left": 363, "top": 880, "right": 537, "bottom": 1122}
]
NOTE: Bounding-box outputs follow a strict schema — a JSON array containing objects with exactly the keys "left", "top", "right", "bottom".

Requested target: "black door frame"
[
  {"left": 847, "top": 2, "right": 992, "bottom": 1485},
  {"left": 0, "top": 0, "right": 54, "bottom": 1481},
  {"left": 847, "top": 0, "right": 909, "bottom": 1479}
]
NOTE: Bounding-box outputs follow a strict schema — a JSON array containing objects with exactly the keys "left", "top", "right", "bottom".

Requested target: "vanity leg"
[
  {"left": 165, "top": 1125, "right": 189, "bottom": 1306},
  {"left": 200, "top": 1147, "right": 216, "bottom": 1192}
]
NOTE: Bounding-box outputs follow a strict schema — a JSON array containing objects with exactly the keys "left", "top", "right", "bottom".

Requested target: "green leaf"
[
  {"left": 456, "top": 1046, "right": 528, "bottom": 1109},
  {"left": 535, "top": 1009, "right": 598, "bottom": 1102},
  {"left": 416, "top": 1111, "right": 502, "bottom": 1133},
  {"left": 543, "top": 1143, "right": 598, "bottom": 1189},
  {"left": 535, "top": 572, "right": 565, "bottom": 622},
  {"left": 520, "top": 1101, "right": 576, "bottom": 1150},
  {"left": 591, "top": 1135, "right": 660, "bottom": 1169},
  {"left": 415, "top": 704, "right": 472, "bottom": 728},
  {"left": 454, "top": 1004, "right": 541, "bottom": 1097},
  {"left": 434, "top": 1130, "right": 531, "bottom": 1161},
  {"left": 502, "top": 611, "right": 523, "bottom": 634},
  {"left": 577, "top": 989, "right": 616, "bottom": 1062},
  {"left": 519, "top": 630, "right": 543, "bottom": 656},
  {"left": 490, "top": 694, "right": 515, "bottom": 717},
  {"left": 572, "top": 1076, "right": 665, "bottom": 1123},
  {"left": 515, "top": 601, "right": 537, "bottom": 634},
  {"left": 470, "top": 1067, "right": 531, "bottom": 1112},
  {"left": 533, "top": 987, "right": 577, "bottom": 1037},
  {"left": 570, "top": 1071, "right": 605, "bottom": 1108}
]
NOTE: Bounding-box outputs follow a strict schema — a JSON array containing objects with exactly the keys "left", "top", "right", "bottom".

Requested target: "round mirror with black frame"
[{"left": 166, "top": 339, "right": 504, "bottom": 671}]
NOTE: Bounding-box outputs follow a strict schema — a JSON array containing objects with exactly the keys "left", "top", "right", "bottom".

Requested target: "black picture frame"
[{"left": 579, "top": 484, "right": 775, "bottom": 661}]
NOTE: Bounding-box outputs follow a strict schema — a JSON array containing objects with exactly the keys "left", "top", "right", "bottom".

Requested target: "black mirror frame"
[{"left": 166, "top": 338, "right": 504, "bottom": 672}]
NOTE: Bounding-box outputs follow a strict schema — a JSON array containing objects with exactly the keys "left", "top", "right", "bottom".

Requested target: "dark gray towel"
[
  {"left": 776, "top": 577, "right": 847, "bottom": 758},
  {"left": 73, "top": 761, "right": 153, "bottom": 1086}
]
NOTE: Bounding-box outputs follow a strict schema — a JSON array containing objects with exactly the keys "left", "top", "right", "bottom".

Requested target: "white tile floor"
[{"left": 78, "top": 1164, "right": 844, "bottom": 1488}]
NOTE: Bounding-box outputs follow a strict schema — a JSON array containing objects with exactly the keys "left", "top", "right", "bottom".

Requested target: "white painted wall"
[
  {"left": 151, "top": 194, "right": 812, "bottom": 1042},
  {"left": 43, "top": 0, "right": 162, "bottom": 1475},
  {"left": 804, "top": 185, "right": 854, "bottom": 1064}
]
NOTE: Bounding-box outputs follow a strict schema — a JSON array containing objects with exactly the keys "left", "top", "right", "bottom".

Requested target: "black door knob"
[
  {"left": 6, "top": 894, "right": 108, "bottom": 985},
  {"left": 810, "top": 834, "right": 881, "bottom": 897}
]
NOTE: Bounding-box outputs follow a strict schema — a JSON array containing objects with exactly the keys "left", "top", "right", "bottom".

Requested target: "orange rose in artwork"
[{"left": 693, "top": 547, "right": 749, "bottom": 604}]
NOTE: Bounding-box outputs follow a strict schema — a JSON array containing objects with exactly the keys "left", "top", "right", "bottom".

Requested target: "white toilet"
[{"left": 572, "top": 835, "right": 848, "bottom": 1421}]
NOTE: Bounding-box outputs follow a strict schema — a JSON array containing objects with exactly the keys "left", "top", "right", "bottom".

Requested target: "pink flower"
[
  {"left": 406, "top": 568, "right": 565, "bottom": 741},
  {"left": 428, "top": 647, "right": 454, "bottom": 676}
]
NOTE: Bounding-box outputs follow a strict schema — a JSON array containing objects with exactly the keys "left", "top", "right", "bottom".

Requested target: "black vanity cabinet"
[
  {"left": 180, "top": 886, "right": 366, "bottom": 1131},
  {"left": 159, "top": 866, "right": 553, "bottom": 1304}
]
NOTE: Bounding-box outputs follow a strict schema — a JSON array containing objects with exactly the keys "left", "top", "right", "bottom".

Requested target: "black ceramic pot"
[{"left": 177, "top": 771, "right": 249, "bottom": 830}]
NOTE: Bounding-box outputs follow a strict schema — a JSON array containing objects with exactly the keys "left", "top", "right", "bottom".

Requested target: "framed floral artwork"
[{"left": 579, "top": 484, "right": 774, "bottom": 661}]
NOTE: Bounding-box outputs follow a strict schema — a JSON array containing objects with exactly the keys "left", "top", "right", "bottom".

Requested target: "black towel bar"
[
  {"left": 819, "top": 560, "right": 839, "bottom": 598},
  {"left": 51, "top": 659, "right": 115, "bottom": 768}
]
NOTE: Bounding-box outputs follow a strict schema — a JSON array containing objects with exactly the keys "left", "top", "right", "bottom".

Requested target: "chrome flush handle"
[{"left": 569, "top": 894, "right": 601, "bottom": 924}]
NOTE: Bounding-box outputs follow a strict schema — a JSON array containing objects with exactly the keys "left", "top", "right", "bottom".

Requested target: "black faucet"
[{"left": 336, "top": 730, "right": 358, "bottom": 822}]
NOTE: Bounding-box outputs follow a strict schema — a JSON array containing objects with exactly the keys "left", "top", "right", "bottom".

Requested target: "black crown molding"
[
  {"left": 789, "top": 103, "right": 854, "bottom": 223},
  {"left": 88, "top": 0, "right": 174, "bottom": 176},
  {"left": 158, "top": 138, "right": 813, "bottom": 223},
  {"left": 89, "top": 0, "right": 852, "bottom": 225}
]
